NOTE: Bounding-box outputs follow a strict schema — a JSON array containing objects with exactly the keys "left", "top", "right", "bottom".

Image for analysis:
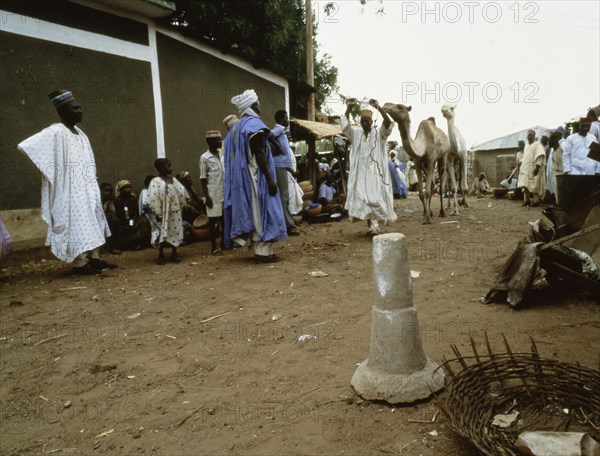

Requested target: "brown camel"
[
  {"left": 441, "top": 103, "right": 469, "bottom": 214},
  {"left": 383, "top": 102, "right": 451, "bottom": 224}
]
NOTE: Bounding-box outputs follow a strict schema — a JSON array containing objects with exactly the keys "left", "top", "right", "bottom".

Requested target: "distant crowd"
[{"left": 472, "top": 107, "right": 600, "bottom": 206}]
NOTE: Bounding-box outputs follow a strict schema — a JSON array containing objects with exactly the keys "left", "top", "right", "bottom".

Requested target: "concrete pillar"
[{"left": 351, "top": 233, "right": 445, "bottom": 403}]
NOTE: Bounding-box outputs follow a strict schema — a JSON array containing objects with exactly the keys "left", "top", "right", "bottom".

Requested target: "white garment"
[
  {"left": 590, "top": 121, "right": 600, "bottom": 142},
  {"left": 500, "top": 178, "right": 517, "bottom": 189},
  {"left": 199, "top": 149, "right": 225, "bottom": 217},
  {"left": 319, "top": 182, "right": 336, "bottom": 202},
  {"left": 18, "top": 123, "right": 109, "bottom": 263},
  {"left": 341, "top": 116, "right": 397, "bottom": 223},
  {"left": 406, "top": 160, "right": 418, "bottom": 186},
  {"left": 545, "top": 148, "right": 555, "bottom": 194},
  {"left": 138, "top": 188, "right": 149, "bottom": 215},
  {"left": 287, "top": 172, "right": 303, "bottom": 215},
  {"left": 148, "top": 177, "right": 187, "bottom": 247},
  {"left": 562, "top": 133, "right": 600, "bottom": 175}
]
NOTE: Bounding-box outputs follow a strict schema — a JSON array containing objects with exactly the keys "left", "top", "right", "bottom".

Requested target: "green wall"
[
  {"left": 157, "top": 32, "right": 286, "bottom": 182},
  {"left": 0, "top": 32, "right": 157, "bottom": 210}
]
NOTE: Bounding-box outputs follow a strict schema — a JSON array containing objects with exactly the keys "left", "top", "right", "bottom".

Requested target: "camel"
[
  {"left": 383, "top": 102, "right": 451, "bottom": 224},
  {"left": 441, "top": 103, "right": 469, "bottom": 214}
]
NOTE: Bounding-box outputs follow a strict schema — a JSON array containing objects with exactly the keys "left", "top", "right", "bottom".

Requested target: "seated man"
[
  {"left": 318, "top": 174, "right": 344, "bottom": 213},
  {"left": 319, "top": 174, "right": 336, "bottom": 206},
  {"left": 500, "top": 172, "right": 517, "bottom": 189},
  {"left": 470, "top": 172, "right": 491, "bottom": 197},
  {"left": 100, "top": 183, "right": 120, "bottom": 254},
  {"left": 114, "top": 180, "right": 150, "bottom": 250}
]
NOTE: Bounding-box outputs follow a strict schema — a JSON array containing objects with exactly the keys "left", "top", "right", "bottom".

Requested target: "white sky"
[{"left": 314, "top": 0, "right": 600, "bottom": 147}]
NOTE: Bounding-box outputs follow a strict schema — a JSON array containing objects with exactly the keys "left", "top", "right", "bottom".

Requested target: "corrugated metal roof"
[{"left": 471, "top": 126, "right": 550, "bottom": 151}]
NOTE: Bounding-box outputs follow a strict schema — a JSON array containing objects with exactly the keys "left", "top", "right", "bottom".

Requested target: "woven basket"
[{"left": 434, "top": 335, "right": 600, "bottom": 456}]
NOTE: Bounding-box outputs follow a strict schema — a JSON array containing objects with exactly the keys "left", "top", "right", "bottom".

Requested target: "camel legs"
[
  {"left": 423, "top": 163, "right": 436, "bottom": 224},
  {"left": 437, "top": 159, "right": 446, "bottom": 218},
  {"left": 445, "top": 157, "right": 460, "bottom": 215},
  {"left": 415, "top": 166, "right": 431, "bottom": 224},
  {"left": 459, "top": 157, "right": 469, "bottom": 208}
]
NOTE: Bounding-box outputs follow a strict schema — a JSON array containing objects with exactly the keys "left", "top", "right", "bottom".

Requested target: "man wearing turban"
[
  {"left": 342, "top": 98, "right": 397, "bottom": 235},
  {"left": 18, "top": 90, "right": 116, "bottom": 274},
  {"left": 223, "top": 90, "right": 287, "bottom": 262}
]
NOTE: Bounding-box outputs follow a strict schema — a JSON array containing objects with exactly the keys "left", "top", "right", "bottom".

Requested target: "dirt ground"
[{"left": 1, "top": 193, "right": 598, "bottom": 456}]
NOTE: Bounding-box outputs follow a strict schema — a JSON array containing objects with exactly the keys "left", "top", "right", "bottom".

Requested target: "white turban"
[{"left": 231, "top": 89, "right": 258, "bottom": 113}]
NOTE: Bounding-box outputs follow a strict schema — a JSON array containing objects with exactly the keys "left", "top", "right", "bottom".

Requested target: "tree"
[{"left": 169, "top": 0, "right": 338, "bottom": 111}]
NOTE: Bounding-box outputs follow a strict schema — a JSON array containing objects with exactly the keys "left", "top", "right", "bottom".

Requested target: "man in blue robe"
[
  {"left": 388, "top": 150, "right": 408, "bottom": 199},
  {"left": 223, "top": 89, "right": 287, "bottom": 262}
]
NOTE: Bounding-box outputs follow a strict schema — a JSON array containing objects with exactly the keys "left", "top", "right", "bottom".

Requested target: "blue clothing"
[
  {"left": 388, "top": 160, "right": 408, "bottom": 199},
  {"left": 271, "top": 124, "right": 293, "bottom": 168},
  {"left": 223, "top": 115, "right": 287, "bottom": 248}
]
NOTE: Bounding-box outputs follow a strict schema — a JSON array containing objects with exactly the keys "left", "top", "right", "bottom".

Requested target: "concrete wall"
[
  {"left": 472, "top": 149, "right": 518, "bottom": 186},
  {"left": 0, "top": 31, "right": 157, "bottom": 210},
  {"left": 157, "top": 32, "right": 286, "bottom": 181}
]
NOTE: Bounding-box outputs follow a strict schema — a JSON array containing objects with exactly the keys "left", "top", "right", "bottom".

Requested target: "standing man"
[
  {"left": 223, "top": 89, "right": 287, "bottom": 262},
  {"left": 515, "top": 140, "right": 525, "bottom": 174},
  {"left": 271, "top": 110, "right": 299, "bottom": 236},
  {"left": 563, "top": 117, "right": 600, "bottom": 175},
  {"left": 342, "top": 98, "right": 396, "bottom": 235},
  {"left": 517, "top": 130, "right": 546, "bottom": 207},
  {"left": 18, "top": 90, "right": 116, "bottom": 274},
  {"left": 200, "top": 130, "right": 226, "bottom": 254}
]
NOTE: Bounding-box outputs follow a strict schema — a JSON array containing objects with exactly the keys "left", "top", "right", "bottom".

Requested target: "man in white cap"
[
  {"left": 223, "top": 89, "right": 287, "bottom": 262},
  {"left": 342, "top": 98, "right": 397, "bottom": 235},
  {"left": 200, "top": 130, "right": 225, "bottom": 254},
  {"left": 18, "top": 90, "right": 116, "bottom": 274}
]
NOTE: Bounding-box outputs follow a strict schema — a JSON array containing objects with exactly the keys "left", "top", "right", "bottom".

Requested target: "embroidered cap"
[{"left": 48, "top": 90, "right": 74, "bottom": 108}]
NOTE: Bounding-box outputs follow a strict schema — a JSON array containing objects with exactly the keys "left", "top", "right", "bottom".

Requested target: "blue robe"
[
  {"left": 223, "top": 114, "right": 287, "bottom": 248},
  {"left": 388, "top": 160, "right": 408, "bottom": 199}
]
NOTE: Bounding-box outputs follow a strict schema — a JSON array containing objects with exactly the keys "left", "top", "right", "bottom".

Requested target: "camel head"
[
  {"left": 382, "top": 103, "right": 412, "bottom": 123},
  {"left": 441, "top": 103, "right": 457, "bottom": 120}
]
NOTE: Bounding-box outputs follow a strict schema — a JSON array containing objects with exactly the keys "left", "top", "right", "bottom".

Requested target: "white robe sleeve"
[
  {"left": 379, "top": 120, "right": 395, "bottom": 141},
  {"left": 341, "top": 115, "right": 354, "bottom": 143},
  {"left": 562, "top": 137, "right": 572, "bottom": 174}
]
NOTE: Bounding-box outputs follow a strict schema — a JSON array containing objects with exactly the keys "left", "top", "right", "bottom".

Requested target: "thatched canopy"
[{"left": 290, "top": 118, "right": 343, "bottom": 142}]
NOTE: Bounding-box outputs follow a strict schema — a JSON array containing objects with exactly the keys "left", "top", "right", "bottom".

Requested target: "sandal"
[{"left": 211, "top": 249, "right": 223, "bottom": 256}]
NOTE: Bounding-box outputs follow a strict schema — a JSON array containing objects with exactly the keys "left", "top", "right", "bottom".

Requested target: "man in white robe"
[
  {"left": 562, "top": 117, "right": 600, "bottom": 175},
  {"left": 18, "top": 90, "right": 114, "bottom": 275},
  {"left": 517, "top": 130, "right": 546, "bottom": 206},
  {"left": 342, "top": 98, "right": 396, "bottom": 235}
]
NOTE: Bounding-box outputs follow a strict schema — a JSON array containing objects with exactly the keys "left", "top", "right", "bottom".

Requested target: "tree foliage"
[{"left": 170, "top": 0, "right": 338, "bottom": 111}]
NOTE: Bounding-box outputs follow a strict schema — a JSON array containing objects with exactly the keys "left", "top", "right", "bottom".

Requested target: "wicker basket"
[{"left": 434, "top": 335, "right": 600, "bottom": 456}]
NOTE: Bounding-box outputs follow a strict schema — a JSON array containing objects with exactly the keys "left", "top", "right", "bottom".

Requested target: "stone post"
[{"left": 351, "top": 233, "right": 445, "bottom": 403}]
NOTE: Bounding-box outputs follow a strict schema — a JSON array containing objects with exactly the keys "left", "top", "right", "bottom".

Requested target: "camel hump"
[{"left": 417, "top": 120, "right": 435, "bottom": 142}]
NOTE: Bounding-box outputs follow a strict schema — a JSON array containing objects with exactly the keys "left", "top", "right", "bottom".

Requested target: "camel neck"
[
  {"left": 397, "top": 119, "right": 416, "bottom": 155},
  {"left": 446, "top": 118, "right": 458, "bottom": 151}
]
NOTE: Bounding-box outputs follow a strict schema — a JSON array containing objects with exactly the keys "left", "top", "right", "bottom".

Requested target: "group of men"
[
  {"left": 516, "top": 113, "right": 600, "bottom": 206},
  {"left": 17, "top": 88, "right": 302, "bottom": 272}
]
